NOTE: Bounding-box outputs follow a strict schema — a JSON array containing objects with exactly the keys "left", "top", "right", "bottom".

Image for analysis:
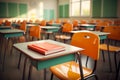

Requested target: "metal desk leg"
[
  {"left": 28, "top": 64, "right": 33, "bottom": 80},
  {"left": 107, "top": 39, "right": 112, "bottom": 72},
  {"left": 17, "top": 53, "right": 22, "bottom": 69},
  {"left": 2, "top": 38, "right": 8, "bottom": 72},
  {"left": 77, "top": 52, "right": 84, "bottom": 80},
  {"left": 28, "top": 63, "right": 47, "bottom": 80},
  {"left": 22, "top": 57, "right": 28, "bottom": 80},
  {"left": 0, "top": 37, "right": 3, "bottom": 64},
  {"left": 116, "top": 61, "right": 120, "bottom": 80},
  {"left": 44, "top": 69, "right": 47, "bottom": 80}
]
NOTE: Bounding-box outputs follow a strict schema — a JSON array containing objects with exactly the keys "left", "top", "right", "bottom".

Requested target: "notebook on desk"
[{"left": 27, "top": 42, "right": 65, "bottom": 55}]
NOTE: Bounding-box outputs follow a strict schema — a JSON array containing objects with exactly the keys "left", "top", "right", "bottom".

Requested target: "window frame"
[{"left": 69, "top": 0, "right": 92, "bottom": 18}]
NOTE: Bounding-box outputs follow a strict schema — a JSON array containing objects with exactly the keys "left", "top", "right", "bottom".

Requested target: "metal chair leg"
[
  {"left": 22, "top": 57, "right": 28, "bottom": 80},
  {"left": 94, "top": 75, "right": 98, "bottom": 80},
  {"left": 116, "top": 61, "right": 120, "bottom": 80},
  {"left": 114, "top": 52, "right": 117, "bottom": 72},
  {"left": 107, "top": 52, "right": 112, "bottom": 72},
  {"left": 2, "top": 38, "right": 8, "bottom": 72},
  {"left": 17, "top": 53, "right": 22, "bottom": 69},
  {"left": 101, "top": 50, "right": 105, "bottom": 62},
  {"left": 50, "top": 73, "right": 54, "bottom": 80}
]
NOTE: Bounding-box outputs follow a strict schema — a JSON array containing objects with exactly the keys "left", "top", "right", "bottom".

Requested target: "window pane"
[
  {"left": 81, "top": 0, "right": 90, "bottom": 16},
  {"left": 71, "top": 2, "right": 80, "bottom": 16},
  {"left": 71, "top": 0, "right": 80, "bottom": 2}
]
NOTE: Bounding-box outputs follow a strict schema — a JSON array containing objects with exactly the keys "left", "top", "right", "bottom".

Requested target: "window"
[{"left": 70, "top": 0, "right": 91, "bottom": 17}]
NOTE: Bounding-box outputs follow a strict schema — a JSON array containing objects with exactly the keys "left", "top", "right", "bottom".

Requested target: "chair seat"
[
  {"left": 50, "top": 61, "right": 92, "bottom": 80},
  {"left": 18, "top": 36, "right": 26, "bottom": 42},
  {"left": 55, "top": 35, "right": 71, "bottom": 40},
  {"left": 100, "top": 44, "right": 120, "bottom": 52}
]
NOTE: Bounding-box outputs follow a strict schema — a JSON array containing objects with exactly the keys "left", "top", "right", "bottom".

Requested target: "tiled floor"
[{"left": 0, "top": 40, "right": 120, "bottom": 80}]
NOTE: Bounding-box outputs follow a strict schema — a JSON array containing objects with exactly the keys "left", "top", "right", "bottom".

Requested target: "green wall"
[
  {"left": 0, "top": 2, "right": 7, "bottom": 18},
  {"left": 92, "top": 0, "right": 117, "bottom": 18},
  {"left": 0, "top": 2, "right": 28, "bottom": 18},
  {"left": 44, "top": 9, "right": 54, "bottom": 20},
  {"left": 59, "top": 4, "right": 69, "bottom": 18}
]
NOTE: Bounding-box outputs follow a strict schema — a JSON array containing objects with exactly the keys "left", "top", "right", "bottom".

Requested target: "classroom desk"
[
  {"left": 70, "top": 30, "right": 109, "bottom": 40},
  {"left": 41, "top": 26, "right": 60, "bottom": 32},
  {"left": 12, "top": 23, "right": 21, "bottom": 29},
  {"left": 41, "top": 26, "right": 60, "bottom": 39},
  {"left": 0, "top": 26, "right": 11, "bottom": 30},
  {"left": 70, "top": 30, "right": 112, "bottom": 71},
  {"left": 13, "top": 40, "right": 83, "bottom": 80},
  {"left": 47, "top": 23, "right": 62, "bottom": 27},
  {"left": 79, "top": 24, "right": 96, "bottom": 31},
  {"left": 0, "top": 29, "right": 24, "bottom": 71}
]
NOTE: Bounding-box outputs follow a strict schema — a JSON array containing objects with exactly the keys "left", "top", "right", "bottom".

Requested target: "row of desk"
[
  {"left": 0, "top": 27, "right": 24, "bottom": 71},
  {"left": 0, "top": 25, "right": 110, "bottom": 80},
  {"left": 15, "top": 31, "right": 110, "bottom": 80}
]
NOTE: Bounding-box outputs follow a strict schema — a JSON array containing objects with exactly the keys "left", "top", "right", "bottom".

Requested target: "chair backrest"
[
  {"left": 72, "top": 20, "right": 79, "bottom": 27},
  {"left": 20, "top": 22, "right": 26, "bottom": 33},
  {"left": 71, "top": 32, "right": 100, "bottom": 60},
  {"left": 29, "top": 19, "right": 33, "bottom": 23},
  {"left": 35, "top": 19, "right": 40, "bottom": 23},
  {"left": 80, "top": 20, "right": 87, "bottom": 24},
  {"left": 40, "top": 20, "right": 46, "bottom": 26},
  {"left": 95, "top": 19, "right": 102, "bottom": 23},
  {"left": 62, "top": 19, "right": 69, "bottom": 24},
  {"left": 17, "top": 20, "right": 21, "bottom": 24},
  {"left": 55, "top": 19, "right": 61, "bottom": 23},
  {"left": 95, "top": 22, "right": 109, "bottom": 31},
  {"left": 18, "top": 36, "right": 26, "bottom": 43},
  {"left": 103, "top": 26, "right": 120, "bottom": 41},
  {"left": 62, "top": 23, "right": 73, "bottom": 32},
  {"left": 5, "top": 21, "right": 11, "bottom": 26},
  {"left": 114, "top": 19, "right": 120, "bottom": 25},
  {"left": 29, "top": 26, "right": 41, "bottom": 39},
  {"left": 104, "top": 19, "right": 113, "bottom": 25},
  {"left": 48, "top": 20, "right": 54, "bottom": 25},
  {"left": 89, "top": 19, "right": 95, "bottom": 24}
]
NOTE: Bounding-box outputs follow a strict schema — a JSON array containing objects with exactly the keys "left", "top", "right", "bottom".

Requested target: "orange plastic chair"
[
  {"left": 40, "top": 20, "right": 46, "bottom": 26},
  {"left": 28, "top": 19, "right": 33, "bottom": 23},
  {"left": 89, "top": 19, "right": 96, "bottom": 24},
  {"left": 29, "top": 26, "right": 41, "bottom": 41},
  {"left": 100, "top": 26, "right": 120, "bottom": 71},
  {"left": 72, "top": 20, "right": 79, "bottom": 30},
  {"left": 62, "top": 19, "right": 69, "bottom": 24},
  {"left": 95, "top": 19, "right": 102, "bottom": 23},
  {"left": 47, "top": 20, "right": 54, "bottom": 25},
  {"left": 55, "top": 23, "right": 73, "bottom": 43},
  {"left": 35, "top": 19, "right": 40, "bottom": 23},
  {"left": 80, "top": 20, "right": 87, "bottom": 24},
  {"left": 19, "top": 22, "right": 26, "bottom": 34},
  {"left": 114, "top": 19, "right": 120, "bottom": 26},
  {"left": 55, "top": 19, "right": 61, "bottom": 23},
  {"left": 50, "top": 32, "right": 100, "bottom": 80},
  {"left": 0, "top": 20, "right": 3, "bottom": 25},
  {"left": 104, "top": 19, "right": 113, "bottom": 25},
  {"left": 95, "top": 22, "right": 109, "bottom": 31},
  {"left": 5, "top": 21, "right": 11, "bottom": 26}
]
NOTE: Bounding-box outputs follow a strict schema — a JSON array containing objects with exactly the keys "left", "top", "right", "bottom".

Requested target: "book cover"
[{"left": 27, "top": 42, "right": 65, "bottom": 55}]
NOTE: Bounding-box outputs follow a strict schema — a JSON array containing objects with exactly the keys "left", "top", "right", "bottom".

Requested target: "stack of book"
[{"left": 27, "top": 42, "right": 65, "bottom": 55}]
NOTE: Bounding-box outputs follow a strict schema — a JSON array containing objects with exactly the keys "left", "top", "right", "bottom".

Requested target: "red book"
[{"left": 27, "top": 42, "right": 65, "bottom": 55}]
